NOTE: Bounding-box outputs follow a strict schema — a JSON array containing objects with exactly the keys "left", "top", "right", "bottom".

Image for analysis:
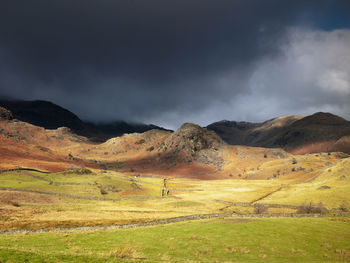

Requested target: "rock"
[
  {"left": 317, "top": 185, "right": 331, "bottom": 190},
  {"left": 0, "top": 106, "right": 13, "bottom": 120},
  {"left": 158, "top": 123, "right": 224, "bottom": 168}
]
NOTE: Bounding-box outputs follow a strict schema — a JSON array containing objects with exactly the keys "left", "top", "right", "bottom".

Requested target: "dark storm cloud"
[{"left": 0, "top": 0, "right": 349, "bottom": 129}]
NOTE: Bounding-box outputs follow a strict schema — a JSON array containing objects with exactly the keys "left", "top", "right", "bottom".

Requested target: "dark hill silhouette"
[
  {"left": 0, "top": 100, "right": 168, "bottom": 141},
  {"left": 207, "top": 112, "right": 350, "bottom": 153}
]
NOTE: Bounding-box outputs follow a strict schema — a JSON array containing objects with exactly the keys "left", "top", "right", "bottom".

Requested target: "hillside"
[
  {"left": 1, "top": 104, "right": 350, "bottom": 238},
  {"left": 0, "top": 103, "right": 349, "bottom": 181},
  {"left": 207, "top": 113, "right": 350, "bottom": 154},
  {"left": 0, "top": 100, "right": 168, "bottom": 141},
  {"left": 0, "top": 107, "right": 347, "bottom": 182}
]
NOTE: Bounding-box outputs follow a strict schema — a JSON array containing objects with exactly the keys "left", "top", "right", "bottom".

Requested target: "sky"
[{"left": 0, "top": 0, "right": 350, "bottom": 130}]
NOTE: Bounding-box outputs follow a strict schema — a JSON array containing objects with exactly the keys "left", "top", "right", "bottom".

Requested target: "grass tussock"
[{"left": 109, "top": 242, "right": 144, "bottom": 259}]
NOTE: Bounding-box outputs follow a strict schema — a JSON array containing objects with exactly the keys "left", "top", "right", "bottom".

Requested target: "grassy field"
[
  {"left": 0, "top": 217, "right": 350, "bottom": 262},
  {"left": 0, "top": 170, "right": 161, "bottom": 198},
  {"left": 1, "top": 161, "right": 350, "bottom": 231},
  {"left": 260, "top": 158, "right": 350, "bottom": 208}
]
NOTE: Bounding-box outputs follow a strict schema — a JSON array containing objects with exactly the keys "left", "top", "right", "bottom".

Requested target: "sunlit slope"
[
  {"left": 0, "top": 170, "right": 160, "bottom": 199},
  {"left": 259, "top": 157, "right": 350, "bottom": 209}
]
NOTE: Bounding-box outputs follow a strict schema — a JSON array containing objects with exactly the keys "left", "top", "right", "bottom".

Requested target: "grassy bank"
[{"left": 0, "top": 217, "right": 349, "bottom": 262}]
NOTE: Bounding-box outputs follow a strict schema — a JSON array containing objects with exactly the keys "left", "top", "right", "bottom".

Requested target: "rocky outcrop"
[
  {"left": 0, "top": 106, "right": 13, "bottom": 120},
  {"left": 158, "top": 123, "right": 224, "bottom": 168}
]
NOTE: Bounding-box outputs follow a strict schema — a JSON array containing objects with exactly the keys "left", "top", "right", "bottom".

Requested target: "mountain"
[
  {"left": 0, "top": 105, "right": 348, "bottom": 181},
  {"left": 207, "top": 115, "right": 303, "bottom": 146},
  {"left": 0, "top": 100, "right": 168, "bottom": 141},
  {"left": 0, "top": 100, "right": 85, "bottom": 131},
  {"left": 207, "top": 112, "right": 350, "bottom": 154}
]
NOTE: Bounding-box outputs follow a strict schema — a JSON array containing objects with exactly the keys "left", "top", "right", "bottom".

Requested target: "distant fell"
[
  {"left": 0, "top": 100, "right": 168, "bottom": 141},
  {"left": 207, "top": 112, "right": 350, "bottom": 154}
]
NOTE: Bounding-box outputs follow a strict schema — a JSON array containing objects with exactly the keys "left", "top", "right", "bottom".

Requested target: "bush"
[
  {"left": 297, "top": 202, "right": 328, "bottom": 214},
  {"left": 339, "top": 202, "right": 348, "bottom": 212},
  {"left": 254, "top": 204, "right": 268, "bottom": 214},
  {"left": 11, "top": 201, "right": 20, "bottom": 207},
  {"left": 65, "top": 168, "right": 92, "bottom": 174},
  {"left": 135, "top": 139, "right": 145, "bottom": 145},
  {"left": 147, "top": 146, "right": 154, "bottom": 152},
  {"left": 100, "top": 187, "right": 108, "bottom": 195}
]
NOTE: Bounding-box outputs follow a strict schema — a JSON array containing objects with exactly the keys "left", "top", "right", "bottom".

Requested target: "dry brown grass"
[{"left": 109, "top": 242, "right": 143, "bottom": 259}]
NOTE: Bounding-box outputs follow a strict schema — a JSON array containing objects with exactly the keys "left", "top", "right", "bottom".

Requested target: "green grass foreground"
[{"left": 0, "top": 217, "right": 349, "bottom": 262}]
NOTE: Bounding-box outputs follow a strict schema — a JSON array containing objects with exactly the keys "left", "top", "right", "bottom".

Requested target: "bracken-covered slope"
[
  {"left": 207, "top": 112, "right": 350, "bottom": 154},
  {"left": 1, "top": 104, "right": 350, "bottom": 181}
]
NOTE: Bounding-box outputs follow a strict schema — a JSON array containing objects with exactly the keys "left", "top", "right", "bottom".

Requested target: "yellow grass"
[{"left": 1, "top": 156, "right": 349, "bottom": 230}]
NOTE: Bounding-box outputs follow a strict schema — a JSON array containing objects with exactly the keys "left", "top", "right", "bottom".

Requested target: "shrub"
[
  {"left": 135, "top": 139, "right": 145, "bottom": 145},
  {"left": 11, "top": 201, "right": 20, "bottom": 207},
  {"left": 254, "top": 204, "right": 268, "bottom": 214},
  {"left": 339, "top": 202, "right": 348, "bottom": 212},
  {"left": 147, "top": 146, "right": 154, "bottom": 152},
  {"left": 291, "top": 158, "right": 297, "bottom": 164},
  {"left": 65, "top": 168, "right": 92, "bottom": 174},
  {"left": 79, "top": 168, "right": 92, "bottom": 174},
  {"left": 297, "top": 202, "right": 328, "bottom": 214},
  {"left": 100, "top": 187, "right": 107, "bottom": 195}
]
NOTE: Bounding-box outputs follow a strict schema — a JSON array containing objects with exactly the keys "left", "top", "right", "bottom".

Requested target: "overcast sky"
[{"left": 0, "top": 0, "right": 349, "bottom": 129}]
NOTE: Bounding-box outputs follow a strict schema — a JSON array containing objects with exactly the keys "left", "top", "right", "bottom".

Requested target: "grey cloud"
[{"left": 0, "top": 0, "right": 349, "bottom": 129}]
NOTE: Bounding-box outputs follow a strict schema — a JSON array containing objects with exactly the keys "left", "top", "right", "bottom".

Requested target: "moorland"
[{"left": 0, "top": 100, "right": 350, "bottom": 262}]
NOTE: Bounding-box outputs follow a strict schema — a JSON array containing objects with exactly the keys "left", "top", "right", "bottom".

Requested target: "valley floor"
[
  {"left": 0, "top": 159, "right": 350, "bottom": 231},
  {"left": 1, "top": 158, "right": 350, "bottom": 262}
]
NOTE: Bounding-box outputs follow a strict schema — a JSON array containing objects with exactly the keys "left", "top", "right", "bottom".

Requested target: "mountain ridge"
[
  {"left": 1, "top": 99, "right": 350, "bottom": 155},
  {"left": 0, "top": 99, "right": 169, "bottom": 141},
  {"left": 207, "top": 112, "right": 350, "bottom": 154}
]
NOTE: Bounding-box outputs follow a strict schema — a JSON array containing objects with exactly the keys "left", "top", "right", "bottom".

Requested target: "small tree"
[
  {"left": 297, "top": 202, "right": 328, "bottom": 214},
  {"left": 339, "top": 202, "right": 348, "bottom": 212},
  {"left": 254, "top": 204, "right": 268, "bottom": 214},
  {"left": 100, "top": 187, "right": 108, "bottom": 195}
]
